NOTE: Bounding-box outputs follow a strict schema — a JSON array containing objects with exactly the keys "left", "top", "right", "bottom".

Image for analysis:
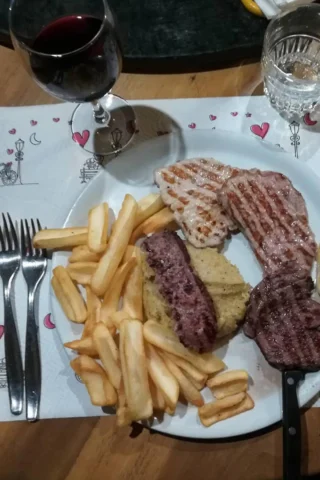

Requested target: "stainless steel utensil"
[
  {"left": 0, "top": 213, "right": 23, "bottom": 415},
  {"left": 20, "top": 219, "right": 47, "bottom": 422}
]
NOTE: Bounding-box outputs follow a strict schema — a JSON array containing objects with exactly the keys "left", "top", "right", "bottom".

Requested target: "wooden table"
[{"left": 1, "top": 45, "right": 320, "bottom": 480}]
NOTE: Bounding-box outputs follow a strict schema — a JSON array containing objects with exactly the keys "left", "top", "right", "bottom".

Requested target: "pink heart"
[
  {"left": 231, "top": 112, "right": 238, "bottom": 117},
  {"left": 209, "top": 115, "right": 217, "bottom": 121},
  {"left": 250, "top": 122, "right": 270, "bottom": 140},
  {"left": 304, "top": 113, "right": 317, "bottom": 126},
  {"left": 72, "top": 130, "right": 90, "bottom": 147},
  {"left": 188, "top": 123, "right": 196, "bottom": 129},
  {"left": 43, "top": 313, "right": 55, "bottom": 329},
  {"left": 9, "top": 128, "right": 16, "bottom": 135},
  {"left": 0, "top": 325, "right": 4, "bottom": 340},
  {"left": 7, "top": 149, "right": 13, "bottom": 155},
  {"left": 30, "top": 120, "right": 38, "bottom": 126},
  {"left": 53, "top": 118, "right": 60, "bottom": 123}
]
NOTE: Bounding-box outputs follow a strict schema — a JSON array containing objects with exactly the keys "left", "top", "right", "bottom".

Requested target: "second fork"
[{"left": 21, "top": 219, "right": 47, "bottom": 422}]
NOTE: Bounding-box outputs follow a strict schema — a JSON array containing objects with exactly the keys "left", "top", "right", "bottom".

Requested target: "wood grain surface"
[{"left": 0, "top": 45, "right": 319, "bottom": 480}]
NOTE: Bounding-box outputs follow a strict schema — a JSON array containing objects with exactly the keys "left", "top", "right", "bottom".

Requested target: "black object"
[
  {"left": 1, "top": 0, "right": 267, "bottom": 73},
  {"left": 282, "top": 370, "right": 305, "bottom": 480}
]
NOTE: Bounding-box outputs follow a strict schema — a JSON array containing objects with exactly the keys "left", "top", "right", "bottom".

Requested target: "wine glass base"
[{"left": 70, "top": 94, "right": 136, "bottom": 155}]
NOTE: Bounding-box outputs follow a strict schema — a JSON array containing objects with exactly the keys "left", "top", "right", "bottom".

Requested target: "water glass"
[{"left": 262, "top": 4, "right": 320, "bottom": 120}]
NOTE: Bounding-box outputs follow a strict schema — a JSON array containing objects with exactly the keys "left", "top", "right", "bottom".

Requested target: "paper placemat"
[{"left": 1, "top": 96, "right": 320, "bottom": 421}]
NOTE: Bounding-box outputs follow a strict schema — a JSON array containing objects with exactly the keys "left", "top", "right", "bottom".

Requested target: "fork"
[
  {"left": 0, "top": 213, "right": 24, "bottom": 415},
  {"left": 21, "top": 219, "right": 47, "bottom": 422}
]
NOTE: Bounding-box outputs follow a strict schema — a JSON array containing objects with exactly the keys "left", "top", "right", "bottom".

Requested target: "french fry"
[
  {"left": 149, "top": 376, "right": 166, "bottom": 411},
  {"left": 145, "top": 343, "right": 179, "bottom": 412},
  {"left": 69, "top": 245, "right": 101, "bottom": 263},
  {"left": 207, "top": 370, "right": 249, "bottom": 399},
  {"left": 88, "top": 202, "right": 109, "bottom": 253},
  {"left": 116, "top": 378, "right": 132, "bottom": 427},
  {"left": 184, "top": 372, "right": 207, "bottom": 391},
  {"left": 122, "top": 248, "right": 143, "bottom": 321},
  {"left": 116, "top": 405, "right": 132, "bottom": 427},
  {"left": 143, "top": 321, "right": 225, "bottom": 375},
  {"left": 198, "top": 393, "right": 254, "bottom": 427},
  {"left": 110, "top": 310, "right": 131, "bottom": 329},
  {"left": 165, "top": 405, "right": 176, "bottom": 416},
  {"left": 91, "top": 194, "right": 138, "bottom": 296},
  {"left": 160, "top": 351, "right": 204, "bottom": 407},
  {"left": 51, "top": 276, "right": 75, "bottom": 321},
  {"left": 81, "top": 306, "right": 101, "bottom": 339},
  {"left": 70, "top": 355, "right": 117, "bottom": 406},
  {"left": 119, "top": 331, "right": 129, "bottom": 416},
  {"left": 64, "top": 337, "right": 98, "bottom": 357},
  {"left": 119, "top": 319, "right": 153, "bottom": 421},
  {"left": 130, "top": 207, "right": 178, "bottom": 244},
  {"left": 85, "top": 286, "right": 101, "bottom": 315},
  {"left": 165, "top": 353, "right": 208, "bottom": 385},
  {"left": 52, "top": 266, "right": 87, "bottom": 323},
  {"left": 93, "top": 323, "right": 121, "bottom": 390},
  {"left": 33, "top": 227, "right": 88, "bottom": 249},
  {"left": 100, "top": 259, "right": 136, "bottom": 329},
  {"left": 134, "top": 193, "right": 165, "bottom": 228},
  {"left": 67, "top": 262, "right": 98, "bottom": 286},
  {"left": 122, "top": 244, "right": 137, "bottom": 264}
]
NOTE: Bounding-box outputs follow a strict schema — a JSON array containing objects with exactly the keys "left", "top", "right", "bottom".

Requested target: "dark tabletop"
[{"left": 0, "top": 0, "right": 268, "bottom": 73}]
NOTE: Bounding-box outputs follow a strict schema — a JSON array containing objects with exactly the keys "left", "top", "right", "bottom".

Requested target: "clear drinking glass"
[
  {"left": 262, "top": 4, "right": 320, "bottom": 121},
  {"left": 9, "top": 0, "right": 136, "bottom": 155}
]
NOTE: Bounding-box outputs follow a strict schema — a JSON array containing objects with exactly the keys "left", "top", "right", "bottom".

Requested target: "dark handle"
[{"left": 282, "top": 370, "right": 304, "bottom": 480}]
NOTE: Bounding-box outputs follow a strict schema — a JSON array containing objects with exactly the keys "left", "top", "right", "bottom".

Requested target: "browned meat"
[
  {"left": 142, "top": 230, "right": 217, "bottom": 352},
  {"left": 256, "top": 297, "right": 320, "bottom": 370},
  {"left": 217, "top": 171, "right": 316, "bottom": 274},
  {"left": 244, "top": 262, "right": 314, "bottom": 339},
  {"left": 243, "top": 261, "right": 320, "bottom": 370},
  {"left": 154, "top": 158, "right": 241, "bottom": 248}
]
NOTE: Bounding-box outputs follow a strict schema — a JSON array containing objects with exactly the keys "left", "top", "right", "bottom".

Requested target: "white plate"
[{"left": 51, "top": 129, "right": 320, "bottom": 439}]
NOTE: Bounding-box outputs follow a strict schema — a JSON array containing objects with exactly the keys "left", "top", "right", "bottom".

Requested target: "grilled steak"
[
  {"left": 217, "top": 170, "right": 316, "bottom": 274},
  {"left": 154, "top": 158, "right": 241, "bottom": 248},
  {"left": 244, "top": 262, "right": 314, "bottom": 338},
  {"left": 142, "top": 230, "right": 217, "bottom": 352},
  {"left": 256, "top": 297, "right": 320, "bottom": 370},
  {"left": 243, "top": 263, "right": 320, "bottom": 370}
]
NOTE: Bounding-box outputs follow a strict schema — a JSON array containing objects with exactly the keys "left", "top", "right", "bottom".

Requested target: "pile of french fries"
[{"left": 33, "top": 193, "right": 254, "bottom": 427}]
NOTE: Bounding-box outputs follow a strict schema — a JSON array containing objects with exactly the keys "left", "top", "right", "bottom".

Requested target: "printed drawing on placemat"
[
  {"left": 0, "top": 358, "right": 7, "bottom": 389},
  {"left": 289, "top": 121, "right": 300, "bottom": 159},
  {"left": 2, "top": 139, "right": 39, "bottom": 187},
  {"left": 79, "top": 154, "right": 103, "bottom": 184}
]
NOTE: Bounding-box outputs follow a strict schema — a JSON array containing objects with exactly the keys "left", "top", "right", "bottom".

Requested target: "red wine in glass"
[
  {"left": 9, "top": 0, "right": 136, "bottom": 155},
  {"left": 30, "top": 15, "right": 122, "bottom": 102}
]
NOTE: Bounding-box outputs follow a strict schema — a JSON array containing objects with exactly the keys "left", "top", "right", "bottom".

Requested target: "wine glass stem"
[{"left": 91, "top": 100, "right": 110, "bottom": 125}]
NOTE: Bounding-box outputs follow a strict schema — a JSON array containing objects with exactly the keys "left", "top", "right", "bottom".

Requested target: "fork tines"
[
  {"left": 20, "top": 219, "right": 46, "bottom": 258},
  {"left": 0, "top": 213, "right": 19, "bottom": 252}
]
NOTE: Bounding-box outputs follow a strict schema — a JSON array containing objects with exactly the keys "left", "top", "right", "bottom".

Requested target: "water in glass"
[{"left": 262, "top": 4, "right": 320, "bottom": 120}]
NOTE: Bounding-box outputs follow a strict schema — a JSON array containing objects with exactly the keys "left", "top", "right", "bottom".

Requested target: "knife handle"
[{"left": 282, "top": 370, "right": 304, "bottom": 480}]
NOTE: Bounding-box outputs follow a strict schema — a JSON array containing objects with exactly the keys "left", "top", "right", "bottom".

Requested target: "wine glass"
[{"left": 9, "top": 0, "right": 136, "bottom": 155}]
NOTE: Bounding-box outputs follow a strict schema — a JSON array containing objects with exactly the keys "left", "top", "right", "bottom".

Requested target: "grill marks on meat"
[
  {"left": 218, "top": 171, "right": 316, "bottom": 274},
  {"left": 142, "top": 230, "right": 217, "bottom": 352},
  {"left": 154, "top": 158, "right": 241, "bottom": 248},
  {"left": 244, "top": 263, "right": 314, "bottom": 339},
  {"left": 244, "top": 264, "right": 320, "bottom": 370}
]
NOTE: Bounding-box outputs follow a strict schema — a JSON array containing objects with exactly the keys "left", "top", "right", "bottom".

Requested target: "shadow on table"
[{"left": 97, "top": 105, "right": 185, "bottom": 186}]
